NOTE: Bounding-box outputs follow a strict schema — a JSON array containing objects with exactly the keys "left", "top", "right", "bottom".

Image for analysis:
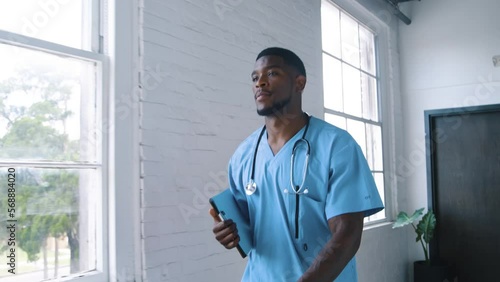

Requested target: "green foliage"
[
  {"left": 0, "top": 68, "right": 80, "bottom": 269},
  {"left": 392, "top": 207, "right": 424, "bottom": 228},
  {"left": 416, "top": 211, "right": 436, "bottom": 245},
  {"left": 0, "top": 68, "right": 77, "bottom": 161},
  {"left": 392, "top": 208, "right": 436, "bottom": 264},
  {"left": 0, "top": 117, "right": 68, "bottom": 159},
  {"left": 18, "top": 215, "right": 51, "bottom": 262}
]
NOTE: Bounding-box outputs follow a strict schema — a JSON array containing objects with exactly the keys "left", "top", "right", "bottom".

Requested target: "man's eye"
[
  {"left": 251, "top": 76, "right": 258, "bottom": 82},
  {"left": 268, "top": 71, "right": 277, "bottom": 76}
]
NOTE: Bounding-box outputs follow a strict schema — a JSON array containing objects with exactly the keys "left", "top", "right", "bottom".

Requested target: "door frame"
[{"left": 424, "top": 103, "right": 500, "bottom": 261}]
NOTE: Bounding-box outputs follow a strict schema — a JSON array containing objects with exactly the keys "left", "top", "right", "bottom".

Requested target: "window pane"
[
  {"left": 325, "top": 113, "right": 346, "bottom": 130},
  {"left": 321, "top": 1, "right": 341, "bottom": 58},
  {"left": 323, "top": 54, "right": 343, "bottom": 112},
  {"left": 342, "top": 64, "right": 362, "bottom": 117},
  {"left": 340, "top": 13, "right": 360, "bottom": 67},
  {"left": 366, "top": 124, "right": 383, "bottom": 171},
  {"left": 361, "top": 73, "right": 379, "bottom": 121},
  {"left": 322, "top": 2, "right": 384, "bottom": 224},
  {"left": 0, "top": 167, "right": 98, "bottom": 280},
  {"left": 0, "top": 44, "right": 97, "bottom": 163},
  {"left": 0, "top": 1, "right": 92, "bottom": 50},
  {"left": 346, "top": 118, "right": 366, "bottom": 157},
  {"left": 359, "top": 25, "right": 376, "bottom": 76}
]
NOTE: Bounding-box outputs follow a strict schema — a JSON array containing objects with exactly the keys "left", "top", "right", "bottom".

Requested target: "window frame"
[
  {"left": 106, "top": 0, "right": 142, "bottom": 281},
  {"left": 0, "top": 30, "right": 108, "bottom": 282},
  {"left": 0, "top": 0, "right": 142, "bottom": 280},
  {"left": 321, "top": 0, "right": 397, "bottom": 225}
]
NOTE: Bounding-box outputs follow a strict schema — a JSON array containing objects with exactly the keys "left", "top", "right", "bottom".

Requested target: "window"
[
  {"left": 321, "top": 0, "right": 386, "bottom": 222},
  {"left": 0, "top": 1, "right": 107, "bottom": 281}
]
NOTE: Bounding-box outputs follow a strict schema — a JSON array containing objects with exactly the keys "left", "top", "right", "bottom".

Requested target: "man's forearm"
[
  {"left": 298, "top": 213, "right": 364, "bottom": 282},
  {"left": 297, "top": 237, "right": 359, "bottom": 282}
]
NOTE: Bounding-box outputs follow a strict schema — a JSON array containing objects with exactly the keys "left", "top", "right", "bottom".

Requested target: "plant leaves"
[
  {"left": 392, "top": 208, "right": 425, "bottom": 229},
  {"left": 416, "top": 210, "right": 436, "bottom": 244}
]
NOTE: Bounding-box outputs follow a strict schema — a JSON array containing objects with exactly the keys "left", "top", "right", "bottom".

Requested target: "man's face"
[{"left": 251, "top": 55, "right": 300, "bottom": 116}]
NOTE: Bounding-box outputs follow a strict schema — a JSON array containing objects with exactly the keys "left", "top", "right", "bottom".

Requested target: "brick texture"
[{"left": 140, "top": 0, "right": 323, "bottom": 281}]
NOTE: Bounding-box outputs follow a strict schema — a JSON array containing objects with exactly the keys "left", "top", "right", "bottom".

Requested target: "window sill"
[{"left": 363, "top": 220, "right": 393, "bottom": 231}]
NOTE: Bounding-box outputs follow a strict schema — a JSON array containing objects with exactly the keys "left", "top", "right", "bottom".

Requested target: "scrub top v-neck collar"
[
  {"left": 260, "top": 113, "right": 311, "bottom": 159},
  {"left": 262, "top": 125, "right": 307, "bottom": 158}
]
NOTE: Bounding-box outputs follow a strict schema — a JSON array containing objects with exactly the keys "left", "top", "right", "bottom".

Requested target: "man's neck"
[{"left": 265, "top": 111, "right": 308, "bottom": 155}]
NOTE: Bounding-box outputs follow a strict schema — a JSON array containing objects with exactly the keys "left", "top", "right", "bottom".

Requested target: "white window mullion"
[
  {"left": 0, "top": 162, "right": 101, "bottom": 169},
  {"left": 324, "top": 108, "right": 382, "bottom": 126},
  {"left": 81, "top": 0, "right": 101, "bottom": 52},
  {"left": 0, "top": 30, "right": 106, "bottom": 63}
]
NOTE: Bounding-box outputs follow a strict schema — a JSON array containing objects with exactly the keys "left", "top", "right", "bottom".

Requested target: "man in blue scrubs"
[{"left": 210, "top": 47, "right": 384, "bottom": 281}]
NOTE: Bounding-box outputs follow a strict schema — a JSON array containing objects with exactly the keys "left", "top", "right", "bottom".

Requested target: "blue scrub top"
[{"left": 228, "top": 116, "right": 384, "bottom": 282}]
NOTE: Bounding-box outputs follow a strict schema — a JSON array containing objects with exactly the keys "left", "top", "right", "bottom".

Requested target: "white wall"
[
  {"left": 399, "top": 0, "right": 500, "bottom": 276},
  {"left": 138, "top": 0, "right": 408, "bottom": 281},
  {"left": 140, "top": 0, "right": 322, "bottom": 281}
]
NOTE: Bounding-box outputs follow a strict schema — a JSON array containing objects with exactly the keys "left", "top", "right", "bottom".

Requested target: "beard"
[{"left": 256, "top": 95, "right": 292, "bottom": 116}]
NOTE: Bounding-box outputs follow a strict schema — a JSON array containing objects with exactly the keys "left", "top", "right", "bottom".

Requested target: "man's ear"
[{"left": 295, "top": 75, "right": 307, "bottom": 94}]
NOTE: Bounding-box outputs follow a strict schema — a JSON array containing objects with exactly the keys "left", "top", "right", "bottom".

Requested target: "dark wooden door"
[{"left": 426, "top": 104, "right": 500, "bottom": 282}]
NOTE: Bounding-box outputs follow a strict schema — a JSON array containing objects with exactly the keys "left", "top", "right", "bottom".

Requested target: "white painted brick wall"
[
  {"left": 138, "top": 0, "right": 406, "bottom": 281},
  {"left": 140, "top": 0, "right": 322, "bottom": 281}
]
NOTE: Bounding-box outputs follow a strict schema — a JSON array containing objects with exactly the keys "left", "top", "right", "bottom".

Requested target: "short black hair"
[{"left": 256, "top": 47, "right": 306, "bottom": 77}]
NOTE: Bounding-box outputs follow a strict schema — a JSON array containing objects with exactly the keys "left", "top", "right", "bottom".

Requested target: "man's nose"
[{"left": 255, "top": 76, "right": 268, "bottom": 88}]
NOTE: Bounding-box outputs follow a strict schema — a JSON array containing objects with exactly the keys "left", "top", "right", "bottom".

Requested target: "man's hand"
[{"left": 209, "top": 208, "right": 240, "bottom": 249}]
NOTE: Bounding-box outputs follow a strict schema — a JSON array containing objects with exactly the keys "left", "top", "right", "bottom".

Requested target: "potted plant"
[{"left": 392, "top": 208, "right": 457, "bottom": 282}]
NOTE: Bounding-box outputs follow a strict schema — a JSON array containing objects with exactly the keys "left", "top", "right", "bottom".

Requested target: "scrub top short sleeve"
[{"left": 324, "top": 142, "right": 384, "bottom": 220}]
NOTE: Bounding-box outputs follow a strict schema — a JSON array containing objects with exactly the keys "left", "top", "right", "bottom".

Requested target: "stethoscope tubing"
[
  {"left": 245, "top": 113, "right": 311, "bottom": 196},
  {"left": 290, "top": 139, "right": 310, "bottom": 194}
]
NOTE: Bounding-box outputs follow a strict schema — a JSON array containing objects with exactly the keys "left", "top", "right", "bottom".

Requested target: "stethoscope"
[{"left": 245, "top": 113, "right": 311, "bottom": 196}]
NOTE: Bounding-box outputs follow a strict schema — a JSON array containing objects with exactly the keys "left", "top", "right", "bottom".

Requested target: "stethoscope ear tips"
[
  {"left": 283, "top": 189, "right": 289, "bottom": 194},
  {"left": 304, "top": 189, "right": 309, "bottom": 194}
]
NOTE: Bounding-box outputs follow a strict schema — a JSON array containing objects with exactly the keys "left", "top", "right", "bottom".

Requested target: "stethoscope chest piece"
[{"left": 245, "top": 180, "right": 257, "bottom": 195}]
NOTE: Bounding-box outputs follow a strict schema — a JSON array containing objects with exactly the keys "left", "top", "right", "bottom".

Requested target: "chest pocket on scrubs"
[
  {"left": 289, "top": 155, "right": 330, "bottom": 244},
  {"left": 286, "top": 146, "right": 325, "bottom": 238}
]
